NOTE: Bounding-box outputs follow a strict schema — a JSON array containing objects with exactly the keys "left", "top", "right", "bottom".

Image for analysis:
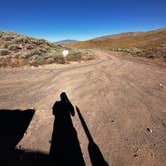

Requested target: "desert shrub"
[
  {"left": 86, "top": 54, "right": 95, "bottom": 60},
  {"left": 39, "top": 47, "right": 47, "bottom": 53},
  {"left": 48, "top": 42, "right": 58, "bottom": 48},
  {"left": 0, "top": 31, "right": 3, "bottom": 38},
  {"left": 22, "top": 37, "right": 29, "bottom": 44},
  {"left": 54, "top": 54, "right": 65, "bottom": 64},
  {"left": 14, "top": 37, "right": 24, "bottom": 43},
  {"left": 25, "top": 44, "right": 33, "bottom": 50},
  {"left": 14, "top": 36, "right": 29, "bottom": 44},
  {"left": 46, "top": 51, "right": 56, "bottom": 58},
  {"left": 8, "top": 44, "right": 21, "bottom": 51},
  {"left": 82, "top": 49, "right": 95, "bottom": 59},
  {"left": 32, "top": 39, "right": 46, "bottom": 45},
  {"left": 147, "top": 53, "right": 156, "bottom": 59},
  {"left": 110, "top": 47, "right": 144, "bottom": 56},
  {"left": 0, "top": 56, "right": 9, "bottom": 67},
  {"left": 66, "top": 51, "right": 82, "bottom": 61},
  {"left": 0, "top": 49, "right": 9, "bottom": 56},
  {"left": 19, "top": 52, "right": 32, "bottom": 59},
  {"left": 18, "top": 49, "right": 43, "bottom": 58},
  {"left": 8, "top": 58, "right": 29, "bottom": 67},
  {"left": 129, "top": 49, "right": 143, "bottom": 56},
  {"left": 30, "top": 55, "right": 45, "bottom": 66},
  {"left": 3, "top": 41, "right": 13, "bottom": 48},
  {"left": 38, "top": 39, "right": 47, "bottom": 44},
  {"left": 45, "top": 57, "right": 56, "bottom": 64},
  {"left": 1, "top": 35, "right": 14, "bottom": 41},
  {"left": 31, "top": 48, "right": 43, "bottom": 55}
]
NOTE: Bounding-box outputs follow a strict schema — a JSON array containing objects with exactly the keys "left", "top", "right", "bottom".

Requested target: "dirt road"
[{"left": 0, "top": 50, "right": 166, "bottom": 165}]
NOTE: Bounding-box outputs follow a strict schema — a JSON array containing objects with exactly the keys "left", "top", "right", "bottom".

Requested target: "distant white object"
[
  {"left": 159, "top": 83, "right": 164, "bottom": 88},
  {"left": 62, "top": 50, "right": 69, "bottom": 57}
]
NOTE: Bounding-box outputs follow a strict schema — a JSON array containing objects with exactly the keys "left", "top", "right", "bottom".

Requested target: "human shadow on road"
[
  {"left": 49, "top": 92, "right": 85, "bottom": 165},
  {"left": 76, "top": 106, "right": 109, "bottom": 166},
  {"left": 0, "top": 109, "right": 35, "bottom": 161}
]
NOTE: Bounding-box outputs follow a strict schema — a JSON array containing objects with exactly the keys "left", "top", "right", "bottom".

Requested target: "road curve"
[{"left": 0, "top": 50, "right": 166, "bottom": 165}]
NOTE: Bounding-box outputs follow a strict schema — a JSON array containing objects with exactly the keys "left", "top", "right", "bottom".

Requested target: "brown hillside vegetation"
[
  {"left": 0, "top": 31, "right": 94, "bottom": 67},
  {"left": 67, "top": 28, "right": 166, "bottom": 60}
]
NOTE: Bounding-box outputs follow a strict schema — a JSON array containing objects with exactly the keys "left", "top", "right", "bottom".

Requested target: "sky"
[{"left": 0, "top": 0, "right": 166, "bottom": 41}]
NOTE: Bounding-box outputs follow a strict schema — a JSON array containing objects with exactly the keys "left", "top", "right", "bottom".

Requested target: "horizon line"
[{"left": 1, "top": 27, "right": 165, "bottom": 42}]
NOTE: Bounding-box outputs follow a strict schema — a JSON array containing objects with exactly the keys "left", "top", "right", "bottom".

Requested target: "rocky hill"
[{"left": 0, "top": 31, "right": 94, "bottom": 67}]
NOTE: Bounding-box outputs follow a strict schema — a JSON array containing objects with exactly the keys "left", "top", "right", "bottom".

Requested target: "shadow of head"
[
  {"left": 60, "top": 92, "right": 69, "bottom": 103},
  {"left": 52, "top": 92, "right": 75, "bottom": 117},
  {"left": 0, "top": 109, "right": 35, "bottom": 155}
]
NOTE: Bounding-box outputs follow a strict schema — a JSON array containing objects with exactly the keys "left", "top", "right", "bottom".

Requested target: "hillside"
[
  {"left": 0, "top": 31, "right": 94, "bottom": 67},
  {"left": 67, "top": 28, "right": 166, "bottom": 60}
]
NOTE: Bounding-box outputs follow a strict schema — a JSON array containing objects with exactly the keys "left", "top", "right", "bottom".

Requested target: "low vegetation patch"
[
  {"left": 0, "top": 31, "right": 95, "bottom": 67},
  {"left": 0, "top": 49, "right": 9, "bottom": 56}
]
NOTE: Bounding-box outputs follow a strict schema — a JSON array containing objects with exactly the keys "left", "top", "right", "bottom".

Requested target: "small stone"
[
  {"left": 87, "top": 112, "right": 90, "bottom": 115},
  {"left": 159, "top": 83, "right": 164, "bottom": 88},
  {"left": 134, "top": 154, "right": 138, "bottom": 157},
  {"left": 147, "top": 128, "right": 152, "bottom": 133}
]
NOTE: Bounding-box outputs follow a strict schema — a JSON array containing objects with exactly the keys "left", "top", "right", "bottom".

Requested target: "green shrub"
[
  {"left": 66, "top": 51, "right": 82, "bottom": 61},
  {"left": 0, "top": 49, "right": 9, "bottom": 56},
  {"left": 25, "top": 44, "right": 33, "bottom": 50},
  {"left": 14, "top": 37, "right": 24, "bottom": 43},
  {"left": 32, "top": 39, "right": 45, "bottom": 45},
  {"left": 19, "top": 52, "right": 32, "bottom": 59},
  {"left": 3, "top": 41, "right": 13, "bottom": 48},
  {"left": 0, "top": 56, "right": 9, "bottom": 67},
  {"left": 31, "top": 48, "right": 43, "bottom": 55},
  {"left": 54, "top": 54, "right": 65, "bottom": 64},
  {"left": 0, "top": 32, "right": 3, "bottom": 38},
  {"left": 110, "top": 47, "right": 144, "bottom": 56},
  {"left": 86, "top": 54, "right": 95, "bottom": 60},
  {"left": 30, "top": 55, "right": 45, "bottom": 66},
  {"left": 39, "top": 47, "right": 47, "bottom": 53},
  {"left": 1, "top": 35, "right": 14, "bottom": 41},
  {"left": 8, "top": 44, "right": 21, "bottom": 51}
]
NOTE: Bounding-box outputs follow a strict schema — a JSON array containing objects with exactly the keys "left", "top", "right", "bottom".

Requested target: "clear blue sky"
[{"left": 0, "top": 0, "right": 166, "bottom": 41}]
